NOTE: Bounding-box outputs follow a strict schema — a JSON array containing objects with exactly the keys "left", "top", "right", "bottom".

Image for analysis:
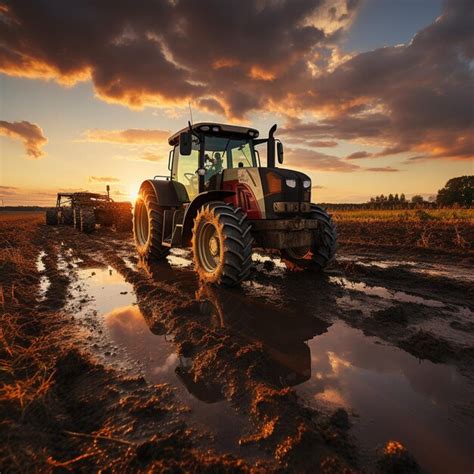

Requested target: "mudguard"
[
  {"left": 139, "top": 179, "right": 189, "bottom": 207},
  {"left": 181, "top": 190, "right": 236, "bottom": 245}
]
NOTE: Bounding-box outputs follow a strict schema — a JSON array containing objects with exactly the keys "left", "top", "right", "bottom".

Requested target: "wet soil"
[{"left": 1, "top": 213, "right": 473, "bottom": 473}]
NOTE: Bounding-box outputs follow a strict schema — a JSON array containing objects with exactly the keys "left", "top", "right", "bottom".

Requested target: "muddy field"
[{"left": 1, "top": 211, "right": 473, "bottom": 473}]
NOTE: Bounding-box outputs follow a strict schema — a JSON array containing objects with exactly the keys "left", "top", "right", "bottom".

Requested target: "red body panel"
[{"left": 223, "top": 179, "right": 262, "bottom": 219}]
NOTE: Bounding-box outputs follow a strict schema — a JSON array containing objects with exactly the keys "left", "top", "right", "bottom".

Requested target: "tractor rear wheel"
[
  {"left": 80, "top": 208, "right": 96, "bottom": 233},
  {"left": 45, "top": 208, "right": 58, "bottom": 225},
  {"left": 133, "top": 187, "right": 169, "bottom": 260},
  {"left": 192, "top": 201, "right": 253, "bottom": 286},
  {"left": 281, "top": 205, "right": 337, "bottom": 271}
]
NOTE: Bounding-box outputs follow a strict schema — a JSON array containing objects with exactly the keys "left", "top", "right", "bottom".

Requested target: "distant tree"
[
  {"left": 437, "top": 176, "right": 473, "bottom": 207},
  {"left": 400, "top": 193, "right": 406, "bottom": 203},
  {"left": 411, "top": 195, "right": 424, "bottom": 205},
  {"left": 394, "top": 193, "right": 400, "bottom": 205}
]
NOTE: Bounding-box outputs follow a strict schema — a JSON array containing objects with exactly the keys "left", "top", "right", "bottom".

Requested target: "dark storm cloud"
[
  {"left": 0, "top": 120, "right": 47, "bottom": 158},
  {"left": 0, "top": 0, "right": 472, "bottom": 162},
  {"left": 286, "top": 0, "right": 474, "bottom": 161},
  {"left": 0, "top": 0, "right": 358, "bottom": 115}
]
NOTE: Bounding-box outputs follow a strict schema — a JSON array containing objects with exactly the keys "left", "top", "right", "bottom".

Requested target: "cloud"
[
  {"left": 365, "top": 166, "right": 399, "bottom": 172},
  {"left": 308, "top": 140, "right": 338, "bottom": 148},
  {"left": 286, "top": 147, "right": 361, "bottom": 172},
  {"left": 0, "top": 0, "right": 358, "bottom": 117},
  {"left": 89, "top": 176, "right": 120, "bottom": 183},
  {"left": 346, "top": 151, "right": 372, "bottom": 160},
  {"left": 1, "top": 0, "right": 472, "bottom": 163},
  {"left": 139, "top": 152, "right": 163, "bottom": 162},
  {"left": 0, "top": 186, "right": 86, "bottom": 204},
  {"left": 83, "top": 128, "right": 170, "bottom": 144},
  {"left": 0, "top": 185, "right": 19, "bottom": 196},
  {"left": 0, "top": 120, "right": 47, "bottom": 158},
  {"left": 283, "top": 0, "right": 474, "bottom": 161}
]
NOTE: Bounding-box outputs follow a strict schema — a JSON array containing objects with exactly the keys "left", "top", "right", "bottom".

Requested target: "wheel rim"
[
  {"left": 286, "top": 246, "right": 311, "bottom": 259},
  {"left": 197, "top": 222, "right": 221, "bottom": 272},
  {"left": 135, "top": 199, "right": 149, "bottom": 246}
]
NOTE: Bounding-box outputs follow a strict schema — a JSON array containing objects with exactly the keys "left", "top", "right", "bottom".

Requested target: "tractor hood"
[{"left": 258, "top": 167, "right": 312, "bottom": 218}]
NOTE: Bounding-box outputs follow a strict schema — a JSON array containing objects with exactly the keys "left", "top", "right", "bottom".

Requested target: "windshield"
[{"left": 203, "top": 136, "right": 258, "bottom": 182}]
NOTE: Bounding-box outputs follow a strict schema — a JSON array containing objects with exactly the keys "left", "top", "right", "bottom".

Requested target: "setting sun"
[{"left": 128, "top": 184, "right": 140, "bottom": 204}]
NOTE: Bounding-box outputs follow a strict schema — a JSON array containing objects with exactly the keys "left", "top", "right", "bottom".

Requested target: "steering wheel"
[{"left": 184, "top": 172, "right": 196, "bottom": 184}]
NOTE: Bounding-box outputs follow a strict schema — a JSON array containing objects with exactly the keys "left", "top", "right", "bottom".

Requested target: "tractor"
[
  {"left": 45, "top": 186, "right": 132, "bottom": 233},
  {"left": 133, "top": 122, "right": 337, "bottom": 286}
]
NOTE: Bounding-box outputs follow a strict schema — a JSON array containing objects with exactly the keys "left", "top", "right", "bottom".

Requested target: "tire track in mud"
[
  {"left": 63, "top": 232, "right": 360, "bottom": 471},
  {"left": 2, "top": 219, "right": 263, "bottom": 472},
  {"left": 44, "top": 225, "right": 474, "bottom": 472}
]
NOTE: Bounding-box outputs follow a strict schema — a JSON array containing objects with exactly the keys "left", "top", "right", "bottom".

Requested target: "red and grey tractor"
[
  {"left": 133, "top": 123, "right": 337, "bottom": 286},
  {"left": 46, "top": 186, "right": 132, "bottom": 233}
]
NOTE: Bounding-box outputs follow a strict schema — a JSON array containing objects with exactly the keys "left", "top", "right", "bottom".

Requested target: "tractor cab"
[{"left": 168, "top": 123, "right": 263, "bottom": 200}]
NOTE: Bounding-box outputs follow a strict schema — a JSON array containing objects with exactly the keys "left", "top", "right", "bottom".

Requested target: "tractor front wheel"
[
  {"left": 133, "top": 187, "right": 169, "bottom": 260},
  {"left": 192, "top": 201, "right": 253, "bottom": 286},
  {"left": 80, "top": 208, "right": 96, "bottom": 233},
  {"left": 281, "top": 205, "right": 337, "bottom": 271}
]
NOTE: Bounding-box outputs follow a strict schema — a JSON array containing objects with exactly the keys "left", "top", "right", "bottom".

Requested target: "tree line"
[{"left": 325, "top": 176, "right": 473, "bottom": 210}]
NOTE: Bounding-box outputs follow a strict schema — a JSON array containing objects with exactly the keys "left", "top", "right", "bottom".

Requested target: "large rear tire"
[
  {"left": 80, "top": 208, "right": 96, "bottom": 233},
  {"left": 133, "top": 187, "right": 169, "bottom": 260},
  {"left": 281, "top": 205, "right": 337, "bottom": 271},
  {"left": 192, "top": 201, "right": 253, "bottom": 286},
  {"left": 45, "top": 208, "right": 58, "bottom": 225}
]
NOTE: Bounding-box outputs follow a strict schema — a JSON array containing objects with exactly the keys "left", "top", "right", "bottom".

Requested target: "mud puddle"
[
  {"left": 71, "top": 264, "right": 263, "bottom": 461},
  {"left": 338, "top": 255, "right": 474, "bottom": 283},
  {"left": 36, "top": 250, "right": 49, "bottom": 300},
  {"left": 331, "top": 276, "right": 446, "bottom": 308},
  {"left": 295, "top": 321, "right": 474, "bottom": 474},
  {"left": 69, "top": 253, "right": 473, "bottom": 473}
]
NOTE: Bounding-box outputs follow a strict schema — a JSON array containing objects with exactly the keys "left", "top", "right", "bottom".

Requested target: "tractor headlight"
[
  {"left": 303, "top": 180, "right": 311, "bottom": 189},
  {"left": 285, "top": 179, "right": 297, "bottom": 188}
]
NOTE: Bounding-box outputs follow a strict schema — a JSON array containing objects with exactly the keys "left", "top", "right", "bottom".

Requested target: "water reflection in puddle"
[
  {"left": 36, "top": 250, "right": 49, "bottom": 300},
  {"left": 331, "top": 276, "right": 446, "bottom": 308},
  {"left": 75, "top": 265, "right": 473, "bottom": 473},
  {"left": 76, "top": 266, "right": 250, "bottom": 457},
  {"left": 296, "top": 321, "right": 473, "bottom": 474}
]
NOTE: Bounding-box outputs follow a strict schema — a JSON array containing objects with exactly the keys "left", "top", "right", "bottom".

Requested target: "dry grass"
[
  {"left": 331, "top": 209, "right": 474, "bottom": 253},
  {"left": 331, "top": 208, "right": 474, "bottom": 222}
]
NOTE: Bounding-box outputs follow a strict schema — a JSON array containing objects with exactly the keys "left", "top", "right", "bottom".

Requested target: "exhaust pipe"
[{"left": 267, "top": 124, "right": 277, "bottom": 168}]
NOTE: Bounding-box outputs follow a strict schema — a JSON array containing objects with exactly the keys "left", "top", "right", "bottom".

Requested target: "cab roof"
[{"left": 168, "top": 122, "right": 260, "bottom": 146}]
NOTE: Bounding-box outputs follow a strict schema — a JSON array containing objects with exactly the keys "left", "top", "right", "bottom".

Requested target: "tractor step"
[{"left": 161, "top": 238, "right": 172, "bottom": 247}]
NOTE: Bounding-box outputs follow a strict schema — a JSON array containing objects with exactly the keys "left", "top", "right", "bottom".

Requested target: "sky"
[{"left": 0, "top": 0, "right": 472, "bottom": 205}]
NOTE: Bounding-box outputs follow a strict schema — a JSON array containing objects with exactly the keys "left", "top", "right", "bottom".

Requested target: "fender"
[
  {"left": 181, "top": 190, "right": 236, "bottom": 245},
  {"left": 139, "top": 179, "right": 189, "bottom": 207}
]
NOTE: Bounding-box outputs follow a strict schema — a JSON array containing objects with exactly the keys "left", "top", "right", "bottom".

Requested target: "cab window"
[
  {"left": 203, "top": 136, "right": 256, "bottom": 183},
  {"left": 173, "top": 137, "right": 200, "bottom": 199}
]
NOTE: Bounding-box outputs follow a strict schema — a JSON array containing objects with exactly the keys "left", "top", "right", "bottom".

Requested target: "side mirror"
[
  {"left": 179, "top": 132, "right": 192, "bottom": 156},
  {"left": 277, "top": 141, "right": 284, "bottom": 164}
]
